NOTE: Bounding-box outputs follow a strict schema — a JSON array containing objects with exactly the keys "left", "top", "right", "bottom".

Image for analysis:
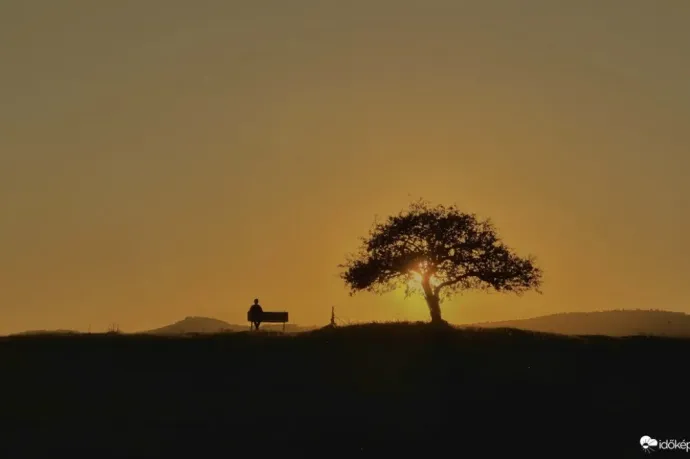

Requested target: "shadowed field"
[{"left": 1, "top": 323, "right": 686, "bottom": 457}]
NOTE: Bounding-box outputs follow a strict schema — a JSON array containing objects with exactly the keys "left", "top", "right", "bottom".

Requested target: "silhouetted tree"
[{"left": 339, "top": 200, "right": 543, "bottom": 324}]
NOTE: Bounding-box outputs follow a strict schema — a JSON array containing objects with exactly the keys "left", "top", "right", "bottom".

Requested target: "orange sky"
[{"left": 1, "top": 1, "right": 689, "bottom": 334}]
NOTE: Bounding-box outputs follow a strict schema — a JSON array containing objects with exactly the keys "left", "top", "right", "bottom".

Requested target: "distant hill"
[
  {"left": 12, "top": 329, "right": 79, "bottom": 336},
  {"left": 467, "top": 309, "right": 690, "bottom": 337},
  {"left": 142, "top": 316, "right": 316, "bottom": 335},
  {"left": 144, "top": 316, "right": 238, "bottom": 335}
]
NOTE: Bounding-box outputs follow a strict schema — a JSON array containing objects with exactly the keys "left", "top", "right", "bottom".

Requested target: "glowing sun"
[{"left": 407, "top": 272, "right": 440, "bottom": 290}]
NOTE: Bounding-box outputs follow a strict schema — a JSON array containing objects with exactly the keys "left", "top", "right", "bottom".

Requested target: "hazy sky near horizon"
[{"left": 1, "top": 1, "right": 689, "bottom": 334}]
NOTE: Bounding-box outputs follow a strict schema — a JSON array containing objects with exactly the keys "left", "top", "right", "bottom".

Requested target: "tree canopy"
[{"left": 339, "top": 200, "right": 543, "bottom": 323}]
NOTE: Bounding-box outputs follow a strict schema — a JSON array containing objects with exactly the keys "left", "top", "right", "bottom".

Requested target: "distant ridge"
[
  {"left": 467, "top": 309, "right": 690, "bottom": 337},
  {"left": 141, "top": 316, "right": 316, "bottom": 335},
  {"left": 12, "top": 329, "right": 79, "bottom": 336},
  {"left": 143, "top": 316, "right": 237, "bottom": 335}
]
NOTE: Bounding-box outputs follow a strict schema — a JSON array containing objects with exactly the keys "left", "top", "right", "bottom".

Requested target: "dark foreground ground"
[{"left": 1, "top": 323, "right": 688, "bottom": 457}]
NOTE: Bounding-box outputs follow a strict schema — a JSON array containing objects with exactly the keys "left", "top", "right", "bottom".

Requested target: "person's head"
[{"left": 253, "top": 298, "right": 259, "bottom": 304}]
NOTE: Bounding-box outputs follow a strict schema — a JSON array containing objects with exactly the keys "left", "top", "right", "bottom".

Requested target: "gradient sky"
[{"left": 1, "top": 0, "right": 689, "bottom": 334}]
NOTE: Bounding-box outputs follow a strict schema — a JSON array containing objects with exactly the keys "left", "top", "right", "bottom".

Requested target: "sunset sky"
[{"left": 1, "top": 1, "right": 689, "bottom": 334}]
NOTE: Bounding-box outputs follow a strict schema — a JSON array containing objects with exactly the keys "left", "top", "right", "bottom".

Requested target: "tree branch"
[{"left": 433, "top": 272, "right": 477, "bottom": 295}]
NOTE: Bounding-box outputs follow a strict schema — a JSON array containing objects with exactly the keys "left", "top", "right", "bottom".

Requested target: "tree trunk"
[
  {"left": 426, "top": 294, "right": 443, "bottom": 324},
  {"left": 422, "top": 279, "right": 444, "bottom": 324}
]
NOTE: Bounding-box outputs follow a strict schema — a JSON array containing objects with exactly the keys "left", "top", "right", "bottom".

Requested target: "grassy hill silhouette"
[
  {"left": 2, "top": 321, "right": 687, "bottom": 456},
  {"left": 468, "top": 309, "right": 690, "bottom": 337}
]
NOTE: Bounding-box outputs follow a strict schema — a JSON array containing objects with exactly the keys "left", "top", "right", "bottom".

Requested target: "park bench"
[{"left": 247, "top": 310, "right": 289, "bottom": 332}]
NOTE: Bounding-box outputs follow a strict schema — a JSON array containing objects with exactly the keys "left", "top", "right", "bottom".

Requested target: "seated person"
[{"left": 248, "top": 298, "right": 263, "bottom": 330}]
